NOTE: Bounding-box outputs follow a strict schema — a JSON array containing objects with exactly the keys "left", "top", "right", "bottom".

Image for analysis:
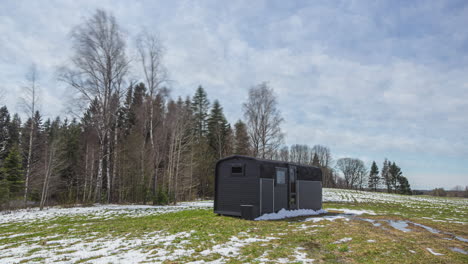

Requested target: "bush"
[{"left": 154, "top": 187, "right": 169, "bottom": 205}]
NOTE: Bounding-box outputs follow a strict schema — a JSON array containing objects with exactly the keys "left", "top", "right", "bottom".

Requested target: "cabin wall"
[
  {"left": 214, "top": 155, "right": 323, "bottom": 219},
  {"left": 214, "top": 158, "right": 260, "bottom": 216}
]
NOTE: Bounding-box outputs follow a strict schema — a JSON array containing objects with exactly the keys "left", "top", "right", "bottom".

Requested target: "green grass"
[{"left": 0, "top": 193, "right": 467, "bottom": 263}]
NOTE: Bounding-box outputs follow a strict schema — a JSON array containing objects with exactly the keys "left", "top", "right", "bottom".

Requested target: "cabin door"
[
  {"left": 274, "top": 167, "right": 288, "bottom": 211},
  {"left": 288, "top": 165, "right": 297, "bottom": 210},
  {"left": 260, "top": 178, "right": 274, "bottom": 215}
]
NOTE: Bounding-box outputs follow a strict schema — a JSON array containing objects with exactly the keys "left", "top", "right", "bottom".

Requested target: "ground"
[{"left": 0, "top": 189, "right": 467, "bottom": 263}]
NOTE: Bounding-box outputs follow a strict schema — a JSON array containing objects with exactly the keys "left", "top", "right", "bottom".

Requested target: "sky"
[{"left": 0, "top": 0, "right": 467, "bottom": 189}]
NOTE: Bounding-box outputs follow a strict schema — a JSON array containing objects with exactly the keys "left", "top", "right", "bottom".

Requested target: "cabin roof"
[{"left": 217, "top": 155, "right": 321, "bottom": 170}]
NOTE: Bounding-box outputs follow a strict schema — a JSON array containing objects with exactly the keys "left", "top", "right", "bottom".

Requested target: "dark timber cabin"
[{"left": 214, "top": 155, "right": 322, "bottom": 220}]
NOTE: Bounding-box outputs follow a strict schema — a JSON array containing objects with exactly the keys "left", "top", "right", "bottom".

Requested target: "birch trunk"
[
  {"left": 111, "top": 125, "right": 118, "bottom": 203},
  {"left": 106, "top": 130, "right": 111, "bottom": 203},
  {"left": 95, "top": 140, "right": 105, "bottom": 203}
]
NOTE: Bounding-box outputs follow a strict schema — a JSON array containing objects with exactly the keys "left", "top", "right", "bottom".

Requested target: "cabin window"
[
  {"left": 276, "top": 168, "right": 286, "bottom": 184},
  {"left": 231, "top": 163, "right": 244, "bottom": 176}
]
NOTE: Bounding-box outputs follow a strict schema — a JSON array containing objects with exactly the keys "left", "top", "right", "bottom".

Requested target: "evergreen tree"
[
  {"left": 8, "top": 114, "right": 21, "bottom": 149},
  {"left": 381, "top": 159, "right": 391, "bottom": 193},
  {"left": 233, "top": 120, "right": 250, "bottom": 155},
  {"left": 207, "top": 100, "right": 229, "bottom": 159},
  {"left": 0, "top": 106, "right": 11, "bottom": 161},
  {"left": 312, "top": 153, "right": 320, "bottom": 166},
  {"left": 397, "top": 175, "right": 412, "bottom": 195},
  {"left": 191, "top": 86, "right": 210, "bottom": 139},
  {"left": 388, "top": 162, "right": 402, "bottom": 193},
  {"left": 1, "top": 146, "right": 24, "bottom": 194},
  {"left": 368, "top": 161, "right": 379, "bottom": 191}
]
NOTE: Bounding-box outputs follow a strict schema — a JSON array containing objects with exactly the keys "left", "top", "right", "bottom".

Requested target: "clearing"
[{"left": 0, "top": 189, "right": 467, "bottom": 263}]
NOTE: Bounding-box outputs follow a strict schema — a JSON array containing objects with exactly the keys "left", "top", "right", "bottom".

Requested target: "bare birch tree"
[
  {"left": 20, "top": 63, "right": 40, "bottom": 206},
  {"left": 243, "top": 82, "right": 284, "bottom": 159},
  {"left": 136, "top": 31, "right": 168, "bottom": 202},
  {"left": 59, "top": 9, "right": 129, "bottom": 203},
  {"left": 40, "top": 139, "right": 62, "bottom": 210}
]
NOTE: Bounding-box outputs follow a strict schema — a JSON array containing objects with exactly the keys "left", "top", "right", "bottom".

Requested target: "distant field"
[{"left": 0, "top": 189, "right": 467, "bottom": 263}]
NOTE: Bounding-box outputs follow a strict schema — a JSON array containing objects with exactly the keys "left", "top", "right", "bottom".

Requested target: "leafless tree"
[
  {"left": 40, "top": 139, "right": 63, "bottom": 210},
  {"left": 243, "top": 82, "right": 284, "bottom": 159},
  {"left": 59, "top": 9, "right": 129, "bottom": 203},
  {"left": 311, "top": 145, "right": 332, "bottom": 167},
  {"left": 278, "top": 146, "right": 289, "bottom": 162},
  {"left": 19, "top": 63, "right": 40, "bottom": 206},
  {"left": 336, "top": 158, "right": 367, "bottom": 189},
  {"left": 290, "top": 144, "right": 310, "bottom": 164},
  {"left": 136, "top": 30, "right": 168, "bottom": 201}
]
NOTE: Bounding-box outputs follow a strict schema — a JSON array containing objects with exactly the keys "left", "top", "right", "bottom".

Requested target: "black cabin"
[{"left": 214, "top": 155, "right": 322, "bottom": 220}]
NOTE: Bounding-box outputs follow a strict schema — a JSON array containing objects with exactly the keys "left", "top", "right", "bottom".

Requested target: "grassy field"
[{"left": 0, "top": 189, "right": 467, "bottom": 263}]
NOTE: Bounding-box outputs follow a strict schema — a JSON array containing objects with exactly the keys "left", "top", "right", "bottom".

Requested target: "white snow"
[
  {"left": 367, "top": 240, "right": 376, "bottom": 243},
  {"left": 200, "top": 236, "right": 277, "bottom": 257},
  {"left": 255, "top": 208, "right": 327, "bottom": 221},
  {"left": 304, "top": 215, "right": 350, "bottom": 222},
  {"left": 333, "top": 237, "right": 352, "bottom": 244},
  {"left": 0, "top": 231, "right": 196, "bottom": 263},
  {"left": 0, "top": 201, "right": 213, "bottom": 225},
  {"left": 326, "top": 208, "right": 376, "bottom": 215},
  {"left": 426, "top": 248, "right": 444, "bottom": 256},
  {"left": 323, "top": 188, "right": 468, "bottom": 224}
]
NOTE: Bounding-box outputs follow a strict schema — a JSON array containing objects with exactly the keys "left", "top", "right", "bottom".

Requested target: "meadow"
[{"left": 0, "top": 189, "right": 466, "bottom": 263}]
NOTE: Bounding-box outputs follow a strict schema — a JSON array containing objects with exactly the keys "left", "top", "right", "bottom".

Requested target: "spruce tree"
[
  {"left": 233, "top": 120, "right": 250, "bottom": 155},
  {"left": 0, "top": 106, "right": 11, "bottom": 161},
  {"left": 368, "top": 161, "right": 379, "bottom": 191},
  {"left": 1, "top": 146, "right": 24, "bottom": 195},
  {"left": 8, "top": 114, "right": 21, "bottom": 150},
  {"left": 207, "top": 100, "right": 229, "bottom": 159},
  {"left": 191, "top": 86, "right": 210, "bottom": 139},
  {"left": 389, "top": 162, "right": 402, "bottom": 193},
  {"left": 381, "top": 159, "right": 391, "bottom": 193},
  {"left": 397, "top": 175, "right": 412, "bottom": 195}
]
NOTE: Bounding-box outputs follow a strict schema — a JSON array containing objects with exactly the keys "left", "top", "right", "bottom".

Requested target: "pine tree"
[
  {"left": 368, "top": 161, "right": 379, "bottom": 191},
  {"left": 233, "top": 120, "right": 250, "bottom": 155},
  {"left": 1, "top": 146, "right": 24, "bottom": 195}
]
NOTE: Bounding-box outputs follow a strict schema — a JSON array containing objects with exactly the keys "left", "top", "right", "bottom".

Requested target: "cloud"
[{"left": 0, "top": 0, "right": 467, "bottom": 188}]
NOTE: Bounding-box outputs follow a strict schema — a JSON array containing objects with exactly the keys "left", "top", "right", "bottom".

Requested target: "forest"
[{"left": 0, "top": 9, "right": 412, "bottom": 210}]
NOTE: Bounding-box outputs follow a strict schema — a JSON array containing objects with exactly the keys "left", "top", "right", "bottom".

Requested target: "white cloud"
[{"left": 0, "top": 0, "right": 467, "bottom": 188}]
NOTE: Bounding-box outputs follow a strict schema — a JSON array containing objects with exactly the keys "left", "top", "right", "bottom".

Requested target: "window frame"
[{"left": 230, "top": 163, "right": 244, "bottom": 177}]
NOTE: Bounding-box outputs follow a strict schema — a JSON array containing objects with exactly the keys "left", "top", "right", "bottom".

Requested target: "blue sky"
[{"left": 0, "top": 0, "right": 467, "bottom": 189}]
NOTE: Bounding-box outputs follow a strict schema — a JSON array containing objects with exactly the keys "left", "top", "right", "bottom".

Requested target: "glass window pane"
[{"left": 276, "top": 169, "right": 286, "bottom": 184}]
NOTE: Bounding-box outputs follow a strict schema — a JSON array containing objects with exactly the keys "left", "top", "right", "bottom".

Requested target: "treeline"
[
  {"left": 426, "top": 187, "right": 468, "bottom": 198},
  {"left": 273, "top": 144, "right": 412, "bottom": 195},
  {"left": 0, "top": 83, "right": 274, "bottom": 209},
  {"left": 0, "top": 9, "right": 415, "bottom": 210}
]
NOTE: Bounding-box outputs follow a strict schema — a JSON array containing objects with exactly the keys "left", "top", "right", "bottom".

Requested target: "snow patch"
[
  {"left": 200, "top": 236, "right": 277, "bottom": 257},
  {"left": 255, "top": 208, "right": 327, "bottom": 221},
  {"left": 326, "top": 208, "right": 376, "bottom": 215},
  {"left": 426, "top": 248, "right": 444, "bottom": 256},
  {"left": 333, "top": 237, "right": 352, "bottom": 244}
]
